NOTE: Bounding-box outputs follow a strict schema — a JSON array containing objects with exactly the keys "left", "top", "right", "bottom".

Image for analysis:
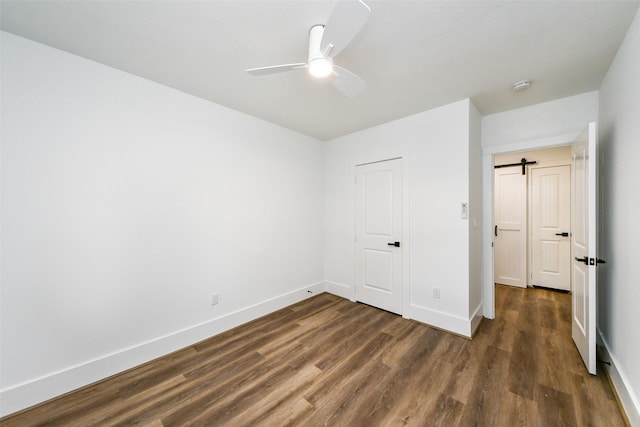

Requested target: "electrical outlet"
[
  {"left": 211, "top": 293, "right": 219, "bottom": 306},
  {"left": 433, "top": 288, "right": 440, "bottom": 299}
]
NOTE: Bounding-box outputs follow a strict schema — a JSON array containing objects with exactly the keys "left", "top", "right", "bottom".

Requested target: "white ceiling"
[{"left": 1, "top": 0, "right": 638, "bottom": 140}]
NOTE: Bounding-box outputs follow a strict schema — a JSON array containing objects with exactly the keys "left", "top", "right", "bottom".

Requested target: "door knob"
[
  {"left": 387, "top": 242, "right": 400, "bottom": 247},
  {"left": 575, "top": 256, "right": 589, "bottom": 265},
  {"left": 555, "top": 232, "right": 569, "bottom": 237}
]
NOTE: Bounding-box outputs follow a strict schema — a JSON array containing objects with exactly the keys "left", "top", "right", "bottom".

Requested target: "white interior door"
[
  {"left": 531, "top": 165, "right": 571, "bottom": 291},
  {"left": 355, "top": 158, "right": 402, "bottom": 314},
  {"left": 494, "top": 167, "right": 527, "bottom": 288},
  {"left": 571, "top": 122, "right": 597, "bottom": 375}
]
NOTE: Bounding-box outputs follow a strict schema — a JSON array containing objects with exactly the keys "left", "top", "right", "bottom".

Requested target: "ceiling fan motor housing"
[{"left": 308, "top": 25, "right": 334, "bottom": 77}]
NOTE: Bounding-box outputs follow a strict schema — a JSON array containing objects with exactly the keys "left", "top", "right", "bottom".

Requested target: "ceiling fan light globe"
[{"left": 309, "top": 57, "right": 333, "bottom": 78}]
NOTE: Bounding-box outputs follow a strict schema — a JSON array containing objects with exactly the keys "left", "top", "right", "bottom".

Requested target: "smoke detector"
[{"left": 512, "top": 80, "right": 531, "bottom": 91}]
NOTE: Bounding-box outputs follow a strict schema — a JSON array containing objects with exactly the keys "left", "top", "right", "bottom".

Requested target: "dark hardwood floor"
[{"left": 1, "top": 285, "right": 626, "bottom": 426}]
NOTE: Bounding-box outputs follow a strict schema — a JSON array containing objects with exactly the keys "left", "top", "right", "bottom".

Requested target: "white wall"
[
  {"left": 324, "top": 99, "right": 479, "bottom": 336},
  {"left": 598, "top": 8, "right": 640, "bottom": 424},
  {"left": 483, "top": 91, "right": 599, "bottom": 150},
  {"left": 0, "top": 32, "right": 324, "bottom": 415}
]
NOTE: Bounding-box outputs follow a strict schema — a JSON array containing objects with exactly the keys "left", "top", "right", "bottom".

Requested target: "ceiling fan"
[{"left": 245, "top": 0, "right": 371, "bottom": 98}]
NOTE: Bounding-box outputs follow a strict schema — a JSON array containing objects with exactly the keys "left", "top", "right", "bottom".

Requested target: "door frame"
[
  {"left": 351, "top": 154, "right": 410, "bottom": 316},
  {"left": 483, "top": 133, "right": 581, "bottom": 319}
]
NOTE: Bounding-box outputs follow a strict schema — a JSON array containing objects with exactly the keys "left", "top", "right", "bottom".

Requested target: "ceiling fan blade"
[
  {"left": 246, "top": 63, "right": 307, "bottom": 76},
  {"left": 330, "top": 65, "right": 366, "bottom": 98},
  {"left": 321, "top": 0, "right": 370, "bottom": 58}
]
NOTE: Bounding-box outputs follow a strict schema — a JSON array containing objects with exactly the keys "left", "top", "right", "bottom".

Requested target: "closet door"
[
  {"left": 531, "top": 165, "right": 571, "bottom": 291},
  {"left": 494, "top": 168, "right": 527, "bottom": 288},
  {"left": 355, "top": 158, "right": 403, "bottom": 314}
]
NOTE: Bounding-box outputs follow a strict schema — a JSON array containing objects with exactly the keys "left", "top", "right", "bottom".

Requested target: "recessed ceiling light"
[{"left": 512, "top": 80, "right": 531, "bottom": 91}]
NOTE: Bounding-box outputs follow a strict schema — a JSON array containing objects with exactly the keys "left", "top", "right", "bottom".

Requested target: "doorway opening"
[
  {"left": 493, "top": 146, "right": 572, "bottom": 292},
  {"left": 484, "top": 123, "right": 598, "bottom": 375}
]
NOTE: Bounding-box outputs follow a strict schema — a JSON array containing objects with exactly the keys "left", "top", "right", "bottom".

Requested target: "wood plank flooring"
[{"left": 1, "top": 285, "right": 626, "bottom": 426}]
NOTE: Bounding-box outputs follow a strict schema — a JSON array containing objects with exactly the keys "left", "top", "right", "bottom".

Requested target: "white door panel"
[
  {"left": 364, "top": 249, "right": 393, "bottom": 292},
  {"left": 363, "top": 171, "right": 393, "bottom": 235},
  {"left": 355, "top": 158, "right": 402, "bottom": 314},
  {"left": 571, "top": 122, "right": 597, "bottom": 375}
]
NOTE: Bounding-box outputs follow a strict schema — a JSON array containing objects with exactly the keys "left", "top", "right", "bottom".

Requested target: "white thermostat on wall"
[{"left": 461, "top": 203, "right": 468, "bottom": 219}]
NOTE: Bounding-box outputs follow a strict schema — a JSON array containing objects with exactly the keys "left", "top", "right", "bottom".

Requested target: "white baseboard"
[
  {"left": 324, "top": 280, "right": 354, "bottom": 300},
  {"left": 597, "top": 328, "right": 640, "bottom": 426},
  {"left": 0, "top": 281, "right": 326, "bottom": 418},
  {"left": 470, "top": 302, "right": 484, "bottom": 337},
  {"left": 406, "top": 303, "right": 473, "bottom": 338},
  {"left": 324, "top": 281, "right": 475, "bottom": 338}
]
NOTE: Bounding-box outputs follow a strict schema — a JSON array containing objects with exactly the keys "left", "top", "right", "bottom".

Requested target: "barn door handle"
[
  {"left": 575, "top": 256, "right": 589, "bottom": 265},
  {"left": 555, "top": 232, "right": 569, "bottom": 237},
  {"left": 388, "top": 242, "right": 400, "bottom": 247}
]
